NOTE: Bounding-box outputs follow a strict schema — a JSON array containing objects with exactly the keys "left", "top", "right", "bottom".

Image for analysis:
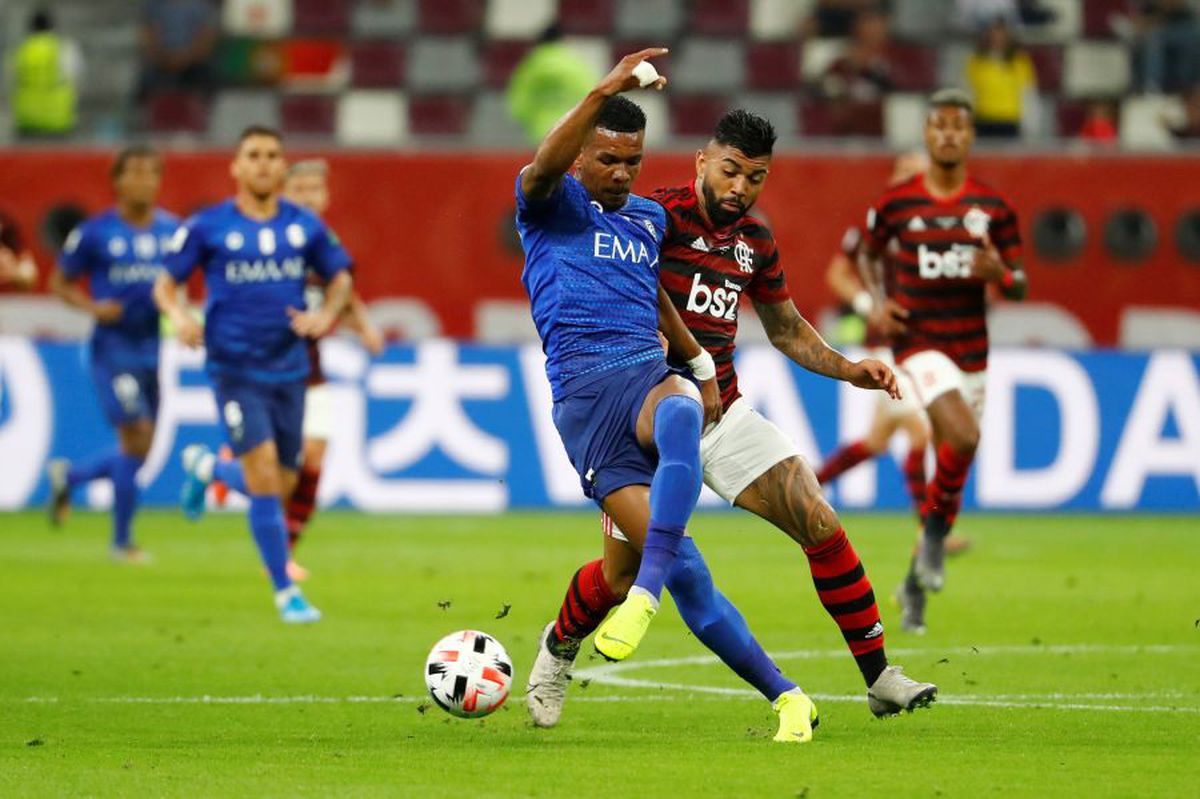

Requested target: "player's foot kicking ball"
[
  {"left": 275, "top": 586, "right": 321, "bottom": 623},
  {"left": 526, "top": 621, "right": 576, "bottom": 727},
  {"left": 914, "top": 515, "right": 948, "bottom": 592},
  {"left": 180, "top": 444, "right": 213, "bottom": 522},
  {"left": 46, "top": 459, "right": 71, "bottom": 527},
  {"left": 110, "top": 545, "right": 152, "bottom": 565},
  {"left": 772, "top": 689, "right": 819, "bottom": 743},
  {"left": 593, "top": 589, "right": 656, "bottom": 662},
  {"left": 894, "top": 580, "right": 927, "bottom": 635},
  {"left": 867, "top": 665, "right": 937, "bottom": 717}
]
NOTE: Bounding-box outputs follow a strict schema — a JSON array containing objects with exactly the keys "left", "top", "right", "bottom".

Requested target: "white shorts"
[
  {"left": 605, "top": 397, "right": 800, "bottom": 542},
  {"left": 870, "top": 347, "right": 923, "bottom": 422},
  {"left": 303, "top": 382, "right": 335, "bottom": 440},
  {"left": 899, "top": 349, "right": 987, "bottom": 422}
]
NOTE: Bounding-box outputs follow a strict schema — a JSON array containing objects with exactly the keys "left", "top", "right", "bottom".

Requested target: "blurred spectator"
[
  {"left": 507, "top": 25, "right": 599, "bottom": 144},
  {"left": 812, "top": 0, "right": 886, "bottom": 37},
  {"left": 1128, "top": 1, "right": 1200, "bottom": 93},
  {"left": 138, "top": 0, "right": 218, "bottom": 98},
  {"left": 0, "top": 209, "right": 39, "bottom": 290},
  {"left": 964, "top": 18, "right": 1036, "bottom": 139},
  {"left": 956, "top": 0, "right": 1056, "bottom": 31},
  {"left": 1078, "top": 100, "right": 1119, "bottom": 143},
  {"left": 1165, "top": 84, "right": 1200, "bottom": 139},
  {"left": 5, "top": 8, "right": 83, "bottom": 138},
  {"left": 820, "top": 10, "right": 893, "bottom": 135}
]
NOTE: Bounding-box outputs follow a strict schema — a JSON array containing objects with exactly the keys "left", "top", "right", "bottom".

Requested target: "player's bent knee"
[{"left": 802, "top": 497, "right": 841, "bottom": 548}]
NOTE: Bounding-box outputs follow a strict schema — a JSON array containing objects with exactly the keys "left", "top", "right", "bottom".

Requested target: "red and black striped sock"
[
  {"left": 904, "top": 445, "right": 927, "bottom": 517},
  {"left": 804, "top": 529, "right": 887, "bottom": 687},
  {"left": 550, "top": 559, "right": 618, "bottom": 656},
  {"left": 816, "top": 441, "right": 873, "bottom": 485},
  {"left": 922, "top": 442, "right": 973, "bottom": 534},
  {"left": 285, "top": 465, "right": 321, "bottom": 550}
]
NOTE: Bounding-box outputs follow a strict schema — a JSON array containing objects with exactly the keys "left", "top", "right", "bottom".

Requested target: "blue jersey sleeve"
[
  {"left": 58, "top": 222, "right": 94, "bottom": 279},
  {"left": 163, "top": 215, "right": 207, "bottom": 281},
  {"left": 307, "top": 222, "right": 352, "bottom": 281},
  {"left": 515, "top": 170, "right": 593, "bottom": 231}
]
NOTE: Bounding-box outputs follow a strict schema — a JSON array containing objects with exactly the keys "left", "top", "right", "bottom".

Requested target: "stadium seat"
[
  {"left": 1063, "top": 42, "right": 1131, "bottom": 97},
  {"left": 936, "top": 42, "right": 972, "bottom": 90},
  {"left": 281, "top": 94, "right": 337, "bottom": 137},
  {"left": 292, "top": 0, "right": 351, "bottom": 35},
  {"left": 669, "top": 39, "right": 745, "bottom": 94},
  {"left": 351, "top": 41, "right": 406, "bottom": 88},
  {"left": 564, "top": 36, "right": 614, "bottom": 78},
  {"left": 736, "top": 93, "right": 799, "bottom": 138},
  {"left": 336, "top": 91, "right": 409, "bottom": 144},
  {"left": 223, "top": 0, "right": 292, "bottom": 36},
  {"left": 1055, "top": 99, "right": 1090, "bottom": 138},
  {"left": 890, "top": 0, "right": 953, "bottom": 42},
  {"left": 688, "top": 0, "right": 749, "bottom": 36},
  {"left": 210, "top": 91, "right": 281, "bottom": 144},
  {"left": 884, "top": 93, "right": 926, "bottom": 148},
  {"left": 417, "top": 0, "right": 484, "bottom": 33},
  {"left": 467, "top": 91, "right": 527, "bottom": 146},
  {"left": 483, "top": 40, "right": 533, "bottom": 89},
  {"left": 746, "top": 42, "right": 802, "bottom": 91},
  {"left": 407, "top": 37, "right": 482, "bottom": 92},
  {"left": 351, "top": 0, "right": 417, "bottom": 37},
  {"left": 801, "top": 38, "right": 846, "bottom": 82},
  {"left": 409, "top": 94, "right": 472, "bottom": 136},
  {"left": 749, "top": 0, "right": 814, "bottom": 41},
  {"left": 1119, "top": 94, "right": 1183, "bottom": 151},
  {"left": 887, "top": 43, "right": 938, "bottom": 92},
  {"left": 636, "top": 91, "right": 671, "bottom": 146},
  {"left": 799, "top": 96, "right": 834, "bottom": 136},
  {"left": 614, "top": 0, "right": 684, "bottom": 39},
  {"left": 1028, "top": 45, "right": 1064, "bottom": 93},
  {"left": 559, "top": 0, "right": 616, "bottom": 35},
  {"left": 1082, "top": 0, "right": 1125, "bottom": 38},
  {"left": 485, "top": 0, "right": 556, "bottom": 39},
  {"left": 670, "top": 95, "right": 733, "bottom": 137},
  {"left": 1021, "top": 0, "right": 1082, "bottom": 44},
  {"left": 146, "top": 92, "right": 210, "bottom": 134}
]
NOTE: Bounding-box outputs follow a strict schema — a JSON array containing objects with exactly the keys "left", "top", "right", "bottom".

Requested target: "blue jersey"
[
  {"left": 163, "top": 198, "right": 351, "bottom": 384},
  {"left": 59, "top": 208, "right": 178, "bottom": 370},
  {"left": 516, "top": 173, "right": 667, "bottom": 401}
]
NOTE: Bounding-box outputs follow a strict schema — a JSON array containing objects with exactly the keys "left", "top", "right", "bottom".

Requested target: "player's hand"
[
  {"left": 288, "top": 307, "right": 337, "bottom": 339},
  {"left": 0, "top": 247, "right": 17, "bottom": 285},
  {"left": 848, "top": 358, "right": 901, "bottom": 400},
  {"left": 360, "top": 323, "right": 385, "bottom": 356},
  {"left": 699, "top": 377, "right": 723, "bottom": 429},
  {"left": 93, "top": 300, "right": 124, "bottom": 325},
  {"left": 172, "top": 311, "right": 204, "bottom": 348},
  {"left": 970, "top": 233, "right": 1007, "bottom": 282},
  {"left": 598, "top": 48, "right": 669, "bottom": 96},
  {"left": 870, "top": 299, "right": 909, "bottom": 337}
]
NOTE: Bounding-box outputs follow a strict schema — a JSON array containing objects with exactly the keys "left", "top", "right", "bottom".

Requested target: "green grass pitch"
[{"left": 1, "top": 510, "right": 1197, "bottom": 797}]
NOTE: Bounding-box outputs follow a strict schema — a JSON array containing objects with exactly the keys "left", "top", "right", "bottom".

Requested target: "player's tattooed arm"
[
  {"left": 658, "top": 285, "right": 722, "bottom": 426},
  {"left": 50, "top": 267, "right": 122, "bottom": 324},
  {"left": 520, "top": 48, "right": 668, "bottom": 201},
  {"left": 755, "top": 298, "right": 901, "bottom": 398}
]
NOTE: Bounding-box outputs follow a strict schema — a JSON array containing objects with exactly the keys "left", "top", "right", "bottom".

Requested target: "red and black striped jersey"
[
  {"left": 865, "top": 174, "right": 1021, "bottom": 372},
  {"left": 651, "top": 183, "right": 791, "bottom": 410}
]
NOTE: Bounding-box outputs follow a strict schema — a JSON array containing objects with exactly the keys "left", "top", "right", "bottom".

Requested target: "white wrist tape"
[
  {"left": 852, "top": 290, "right": 874, "bottom": 317},
  {"left": 632, "top": 60, "right": 660, "bottom": 88},
  {"left": 687, "top": 350, "right": 716, "bottom": 381}
]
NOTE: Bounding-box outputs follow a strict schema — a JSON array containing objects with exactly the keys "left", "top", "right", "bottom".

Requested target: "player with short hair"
[
  {"left": 46, "top": 145, "right": 177, "bottom": 561},
  {"left": 154, "top": 126, "right": 353, "bottom": 623},
  {"left": 862, "top": 90, "right": 1027, "bottom": 632},
  {"left": 519, "top": 51, "right": 820, "bottom": 742}
]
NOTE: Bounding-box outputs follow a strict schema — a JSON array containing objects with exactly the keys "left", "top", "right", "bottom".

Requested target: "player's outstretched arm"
[
  {"left": 657, "top": 285, "right": 722, "bottom": 426},
  {"left": 152, "top": 272, "right": 203, "bottom": 348},
  {"left": 519, "top": 48, "right": 668, "bottom": 202},
  {"left": 754, "top": 298, "right": 900, "bottom": 399}
]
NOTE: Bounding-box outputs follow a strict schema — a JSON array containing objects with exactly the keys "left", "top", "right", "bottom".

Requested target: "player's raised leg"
[
  {"left": 593, "top": 375, "right": 704, "bottom": 662},
  {"left": 735, "top": 455, "right": 937, "bottom": 715}
]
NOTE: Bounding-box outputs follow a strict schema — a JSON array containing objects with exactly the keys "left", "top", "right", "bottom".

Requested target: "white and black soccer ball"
[{"left": 424, "top": 630, "right": 513, "bottom": 718}]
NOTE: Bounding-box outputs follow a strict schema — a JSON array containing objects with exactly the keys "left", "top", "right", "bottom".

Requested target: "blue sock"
[
  {"left": 67, "top": 450, "right": 120, "bottom": 488},
  {"left": 213, "top": 459, "right": 247, "bottom": 495},
  {"left": 666, "top": 538, "right": 798, "bottom": 702},
  {"left": 248, "top": 495, "right": 292, "bottom": 591},
  {"left": 633, "top": 395, "right": 704, "bottom": 600},
  {"left": 111, "top": 454, "right": 143, "bottom": 549}
]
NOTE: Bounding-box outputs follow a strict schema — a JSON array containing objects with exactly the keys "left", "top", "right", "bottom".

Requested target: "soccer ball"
[{"left": 424, "top": 630, "right": 513, "bottom": 718}]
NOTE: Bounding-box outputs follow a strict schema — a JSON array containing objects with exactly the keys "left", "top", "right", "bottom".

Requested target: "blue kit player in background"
[
  {"left": 518, "top": 50, "right": 820, "bottom": 742},
  {"left": 153, "top": 126, "right": 353, "bottom": 623},
  {"left": 47, "top": 145, "right": 177, "bottom": 563}
]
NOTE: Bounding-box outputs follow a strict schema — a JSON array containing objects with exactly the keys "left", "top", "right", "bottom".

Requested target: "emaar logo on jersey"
[
  {"left": 592, "top": 232, "right": 657, "bottom": 267},
  {"left": 107, "top": 263, "right": 163, "bottom": 285},
  {"left": 224, "top": 256, "right": 305, "bottom": 284}
]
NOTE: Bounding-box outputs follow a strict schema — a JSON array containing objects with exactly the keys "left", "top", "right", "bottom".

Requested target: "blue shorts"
[
  {"left": 91, "top": 361, "right": 160, "bottom": 427},
  {"left": 210, "top": 375, "right": 306, "bottom": 469},
  {"left": 552, "top": 360, "right": 683, "bottom": 506}
]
